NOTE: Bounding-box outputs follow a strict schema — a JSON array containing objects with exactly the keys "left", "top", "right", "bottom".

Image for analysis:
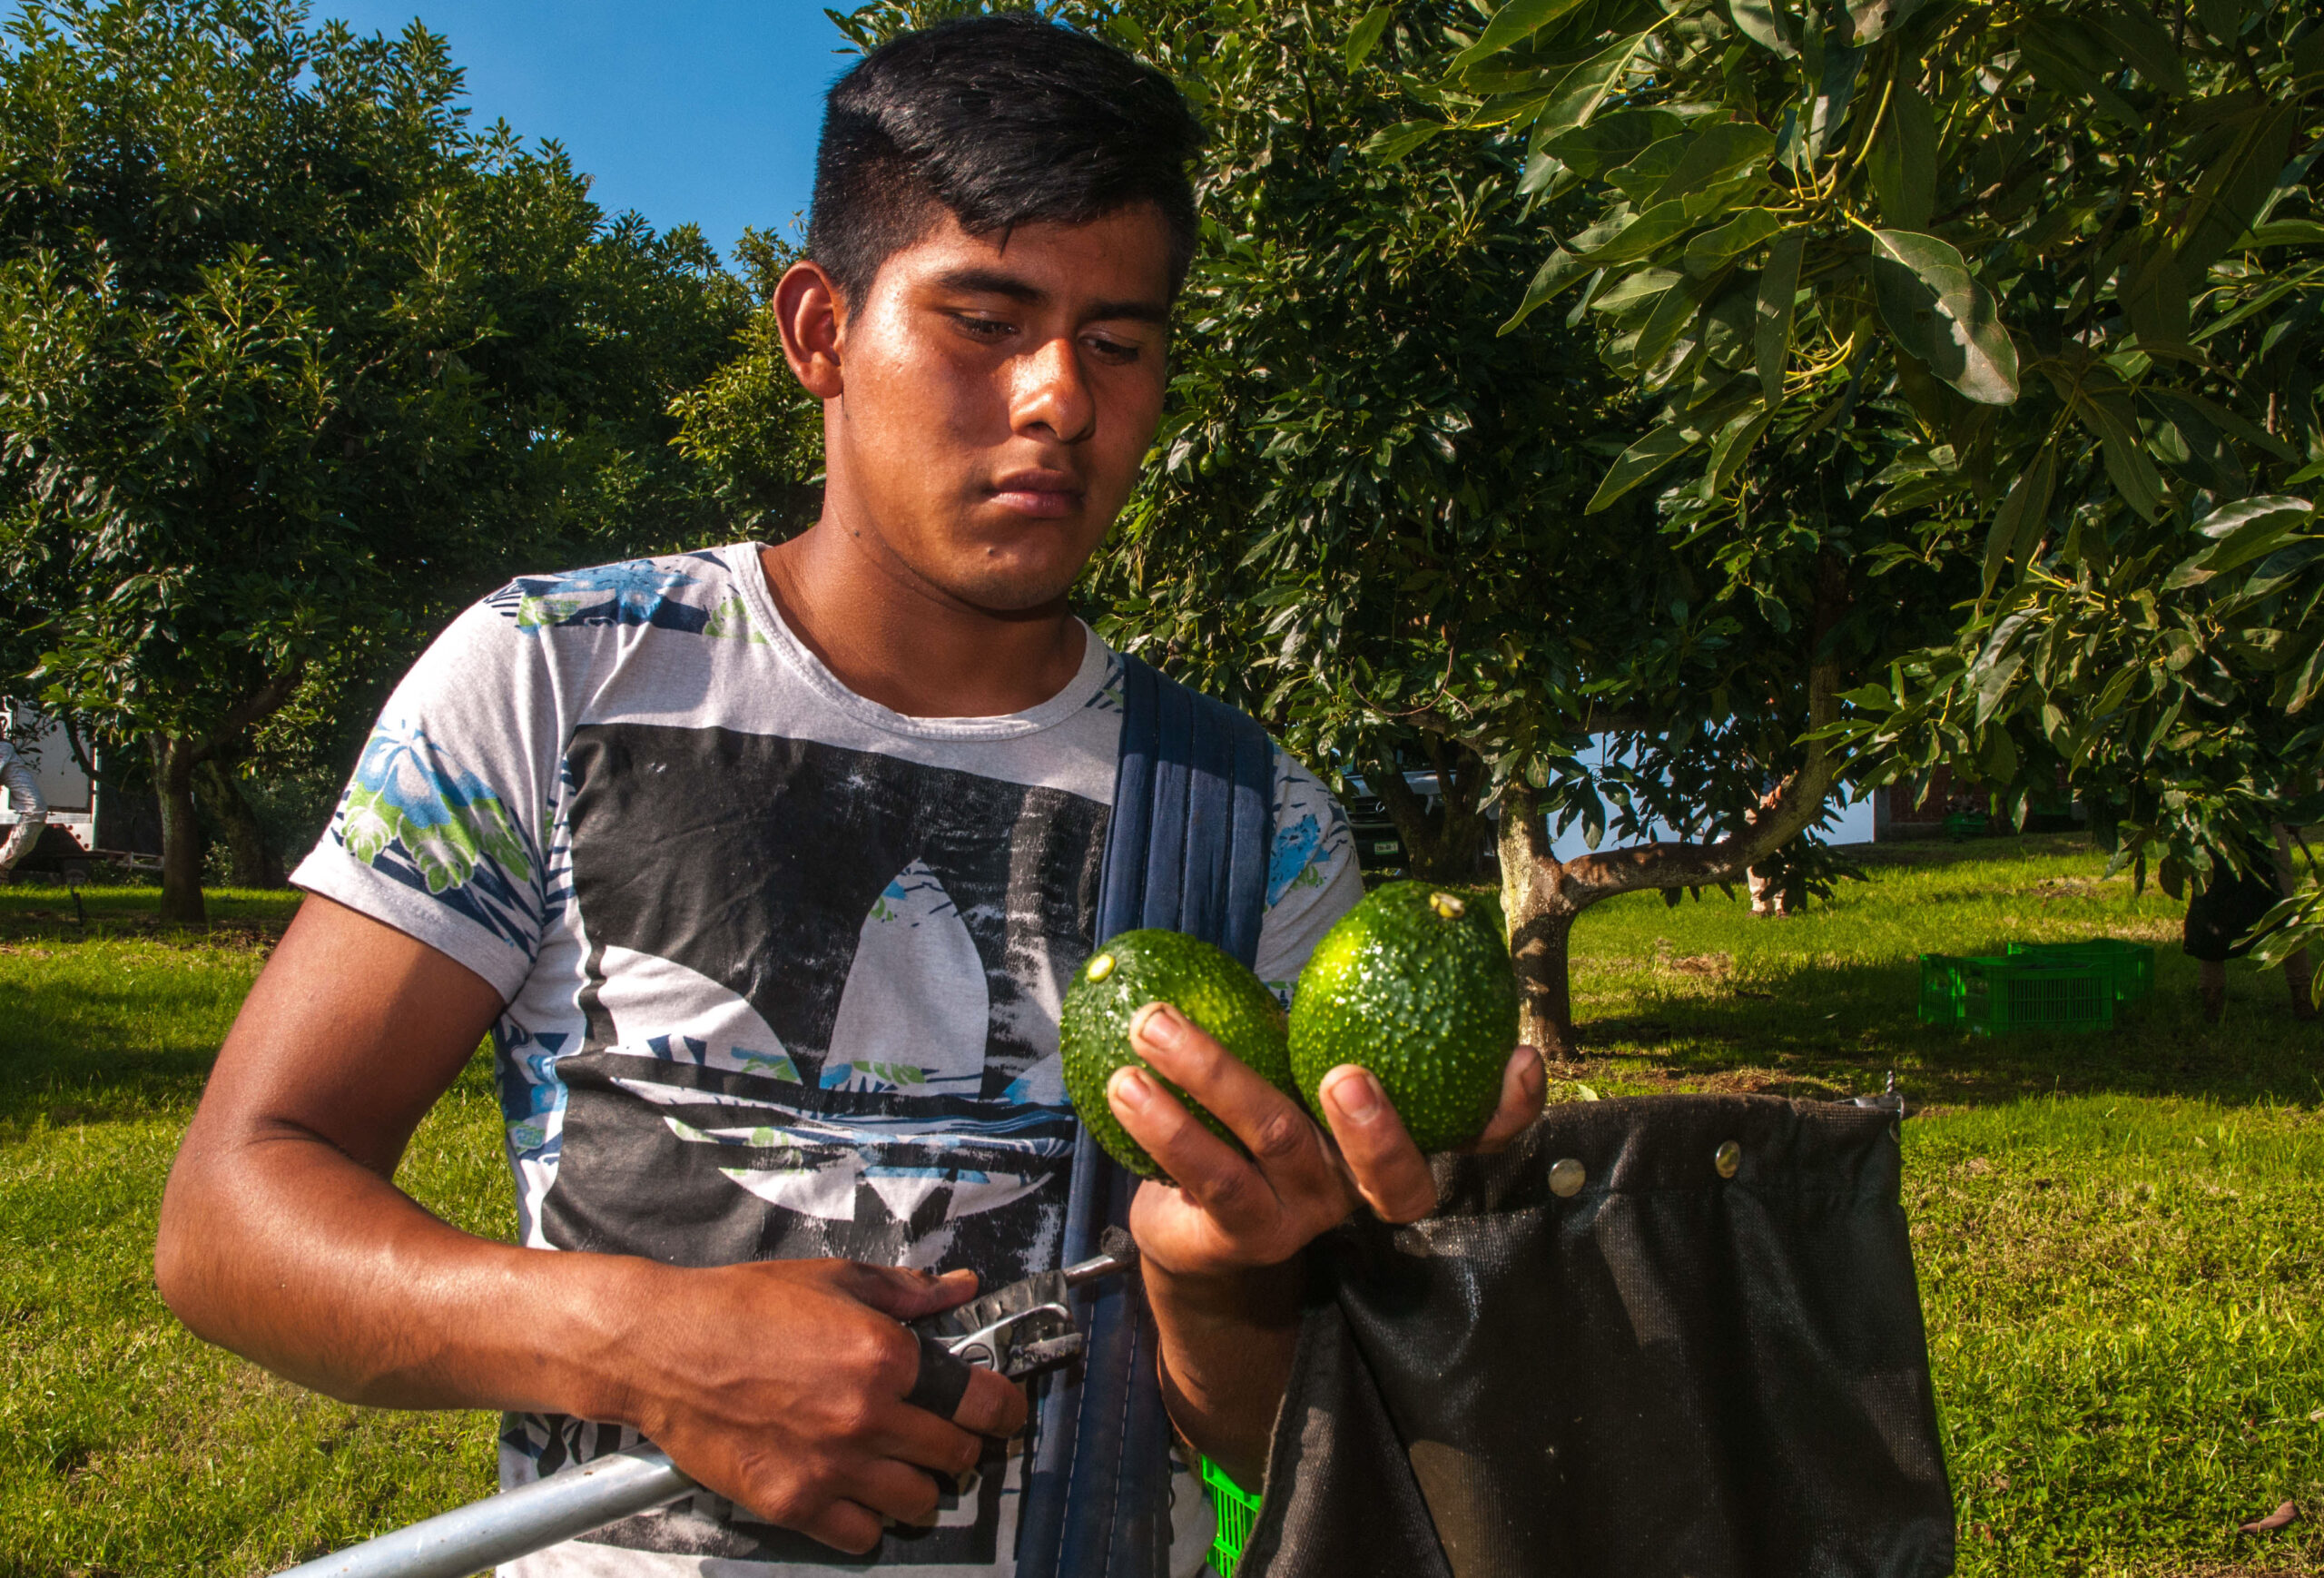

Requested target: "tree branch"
[
  {"left": 1557, "top": 660, "right": 1841, "bottom": 898},
  {"left": 184, "top": 664, "right": 307, "bottom": 769}
]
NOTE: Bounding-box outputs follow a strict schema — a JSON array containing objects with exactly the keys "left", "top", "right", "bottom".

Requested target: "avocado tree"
[
  {"left": 812, "top": 0, "right": 1972, "bottom": 1054},
  {"left": 1088, "top": 0, "right": 1955, "bottom": 1055},
  {"left": 0, "top": 0, "right": 753, "bottom": 919},
  {"left": 1435, "top": 0, "right": 2323, "bottom": 1001}
]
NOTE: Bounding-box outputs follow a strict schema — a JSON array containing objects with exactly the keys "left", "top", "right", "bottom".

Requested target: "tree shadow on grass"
[
  {"left": 1, "top": 970, "right": 241, "bottom": 1132},
  {"left": 0, "top": 892, "right": 300, "bottom": 1134},
  {"left": 1572, "top": 947, "right": 2324, "bottom": 1111}
]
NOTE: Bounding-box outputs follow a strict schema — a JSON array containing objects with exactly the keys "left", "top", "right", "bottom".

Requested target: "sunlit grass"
[
  {"left": 1558, "top": 838, "right": 2324, "bottom": 1575},
  {"left": 0, "top": 886, "right": 511, "bottom": 1573}
]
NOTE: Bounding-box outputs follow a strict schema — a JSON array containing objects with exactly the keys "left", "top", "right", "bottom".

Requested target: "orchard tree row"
[
  {"left": 5, "top": 0, "right": 2318, "bottom": 1045},
  {"left": 0, "top": 0, "right": 812, "bottom": 919}
]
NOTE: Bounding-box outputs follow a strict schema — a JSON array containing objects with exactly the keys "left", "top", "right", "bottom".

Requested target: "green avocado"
[
  {"left": 1059, "top": 929, "right": 1293, "bottom": 1180},
  {"left": 1287, "top": 882, "right": 1519, "bottom": 1154}
]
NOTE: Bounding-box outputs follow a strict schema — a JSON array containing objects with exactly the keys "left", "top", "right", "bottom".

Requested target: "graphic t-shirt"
[{"left": 291, "top": 544, "right": 1360, "bottom": 1578}]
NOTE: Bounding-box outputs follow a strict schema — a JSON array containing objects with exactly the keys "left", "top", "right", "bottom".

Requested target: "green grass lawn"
[{"left": 3, "top": 840, "right": 2320, "bottom": 1574}]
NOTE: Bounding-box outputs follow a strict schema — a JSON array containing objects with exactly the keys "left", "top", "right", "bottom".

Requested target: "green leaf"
[
  {"left": 1847, "top": 0, "right": 1927, "bottom": 45},
  {"left": 2119, "top": 240, "right": 2191, "bottom": 351},
  {"left": 1452, "top": 0, "right": 1595, "bottom": 68},
  {"left": 1364, "top": 121, "right": 1445, "bottom": 163},
  {"left": 2104, "top": 0, "right": 2189, "bottom": 94},
  {"left": 1605, "top": 135, "right": 1689, "bottom": 203},
  {"left": 1684, "top": 208, "right": 1783, "bottom": 276},
  {"left": 1755, "top": 231, "right": 1804, "bottom": 403},
  {"left": 2238, "top": 220, "right": 2324, "bottom": 249},
  {"left": 1983, "top": 444, "right": 2055, "bottom": 592},
  {"left": 1706, "top": 400, "right": 1777, "bottom": 496},
  {"left": 1724, "top": 0, "right": 1797, "bottom": 56},
  {"left": 1584, "top": 201, "right": 1696, "bottom": 268},
  {"left": 1533, "top": 30, "right": 1655, "bottom": 140},
  {"left": 2191, "top": 0, "right": 2241, "bottom": 47},
  {"left": 2071, "top": 391, "right": 2164, "bottom": 520},
  {"left": 1865, "top": 80, "right": 1936, "bottom": 232},
  {"left": 1654, "top": 122, "right": 1777, "bottom": 209},
  {"left": 1807, "top": 46, "right": 1866, "bottom": 162},
  {"left": 1586, "top": 419, "right": 1706, "bottom": 513},
  {"left": 1632, "top": 276, "right": 1706, "bottom": 373},
  {"left": 2279, "top": 636, "right": 2324, "bottom": 715},
  {"left": 1541, "top": 110, "right": 1686, "bottom": 177},
  {"left": 1868, "top": 229, "right": 2020, "bottom": 405},
  {"left": 2174, "top": 101, "right": 2298, "bottom": 277},
  {"left": 1502, "top": 247, "right": 1594, "bottom": 331},
  {"left": 2162, "top": 496, "right": 2317, "bottom": 588},
  {"left": 1591, "top": 267, "right": 1687, "bottom": 315},
  {"left": 1346, "top": 4, "right": 1394, "bottom": 68},
  {"left": 1969, "top": 609, "right": 2038, "bottom": 725},
  {"left": 1517, "top": 151, "right": 1570, "bottom": 195}
]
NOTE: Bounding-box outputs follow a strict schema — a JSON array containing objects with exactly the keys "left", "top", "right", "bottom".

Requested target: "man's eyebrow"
[{"left": 930, "top": 267, "right": 1170, "bottom": 326}]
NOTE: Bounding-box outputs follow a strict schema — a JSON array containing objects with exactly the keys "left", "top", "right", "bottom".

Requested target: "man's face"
[{"left": 794, "top": 203, "right": 1175, "bottom": 614}]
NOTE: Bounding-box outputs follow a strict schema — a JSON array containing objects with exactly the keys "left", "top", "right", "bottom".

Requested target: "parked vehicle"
[{"left": 0, "top": 705, "right": 158, "bottom": 880}]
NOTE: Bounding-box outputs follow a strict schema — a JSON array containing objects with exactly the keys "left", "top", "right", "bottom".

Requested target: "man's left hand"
[{"left": 1107, "top": 1001, "right": 1544, "bottom": 1278}]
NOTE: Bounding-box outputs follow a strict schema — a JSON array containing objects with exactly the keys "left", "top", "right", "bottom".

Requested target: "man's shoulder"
[{"left": 473, "top": 545, "right": 766, "bottom": 645}]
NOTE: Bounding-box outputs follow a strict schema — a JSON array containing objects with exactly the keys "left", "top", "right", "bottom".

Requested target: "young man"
[{"left": 154, "top": 17, "right": 1541, "bottom": 1576}]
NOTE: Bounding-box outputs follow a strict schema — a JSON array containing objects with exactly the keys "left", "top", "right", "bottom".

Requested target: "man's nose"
[{"left": 1009, "top": 335, "right": 1096, "bottom": 445}]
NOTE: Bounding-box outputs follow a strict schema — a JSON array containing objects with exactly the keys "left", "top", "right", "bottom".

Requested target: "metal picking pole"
[
  {"left": 275, "top": 1445, "right": 694, "bottom": 1578},
  {"left": 273, "top": 1235, "right": 1137, "bottom": 1578}
]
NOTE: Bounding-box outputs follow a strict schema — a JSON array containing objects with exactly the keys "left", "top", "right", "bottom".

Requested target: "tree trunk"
[
  {"left": 151, "top": 732, "right": 207, "bottom": 924},
  {"left": 2272, "top": 824, "right": 2316, "bottom": 1021},
  {"left": 196, "top": 758, "right": 285, "bottom": 888},
  {"left": 1498, "top": 776, "right": 1582, "bottom": 1060},
  {"left": 1492, "top": 659, "right": 1845, "bottom": 1061},
  {"left": 1368, "top": 738, "right": 1494, "bottom": 883}
]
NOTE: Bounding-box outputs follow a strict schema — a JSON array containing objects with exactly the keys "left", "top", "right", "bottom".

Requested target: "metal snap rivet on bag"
[
  {"left": 1714, "top": 1140, "right": 1742, "bottom": 1179},
  {"left": 1549, "top": 1158, "right": 1586, "bottom": 1198}
]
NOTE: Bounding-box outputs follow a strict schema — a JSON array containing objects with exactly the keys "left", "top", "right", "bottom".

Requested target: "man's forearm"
[
  {"left": 1144, "top": 1256, "right": 1303, "bottom": 1488},
  {"left": 156, "top": 1122, "right": 653, "bottom": 1423}
]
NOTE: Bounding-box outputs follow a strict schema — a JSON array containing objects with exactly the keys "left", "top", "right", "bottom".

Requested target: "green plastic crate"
[
  {"left": 2005, "top": 939, "right": 2155, "bottom": 1004},
  {"left": 1918, "top": 952, "right": 1969, "bottom": 1027},
  {"left": 1921, "top": 953, "right": 2114, "bottom": 1034},
  {"left": 1202, "top": 1456, "right": 1260, "bottom": 1575}
]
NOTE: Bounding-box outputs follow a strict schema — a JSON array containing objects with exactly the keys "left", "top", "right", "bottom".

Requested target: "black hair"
[{"left": 806, "top": 14, "right": 1206, "bottom": 306}]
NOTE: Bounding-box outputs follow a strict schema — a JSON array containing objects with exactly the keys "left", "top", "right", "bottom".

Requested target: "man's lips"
[{"left": 987, "top": 469, "right": 1085, "bottom": 519}]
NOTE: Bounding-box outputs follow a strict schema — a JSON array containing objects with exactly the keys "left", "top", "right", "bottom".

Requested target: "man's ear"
[{"left": 775, "top": 259, "right": 847, "bottom": 400}]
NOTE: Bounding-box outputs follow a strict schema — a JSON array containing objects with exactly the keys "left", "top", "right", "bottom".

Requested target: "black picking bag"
[{"left": 1242, "top": 1095, "right": 1955, "bottom": 1578}]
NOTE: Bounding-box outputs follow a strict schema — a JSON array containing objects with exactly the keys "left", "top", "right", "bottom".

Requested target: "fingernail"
[
  {"left": 1109, "top": 1066, "right": 1154, "bottom": 1113},
  {"left": 1518, "top": 1046, "right": 1546, "bottom": 1097},
  {"left": 1129, "top": 1001, "right": 1185, "bottom": 1051},
  {"left": 1324, "top": 1065, "right": 1383, "bottom": 1123}
]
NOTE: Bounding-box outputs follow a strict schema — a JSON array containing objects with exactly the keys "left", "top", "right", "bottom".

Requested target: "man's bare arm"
[{"left": 155, "top": 893, "right": 1026, "bottom": 1554}]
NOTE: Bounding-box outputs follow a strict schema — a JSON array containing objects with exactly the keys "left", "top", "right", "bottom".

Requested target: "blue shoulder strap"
[{"left": 1015, "top": 654, "right": 1275, "bottom": 1578}]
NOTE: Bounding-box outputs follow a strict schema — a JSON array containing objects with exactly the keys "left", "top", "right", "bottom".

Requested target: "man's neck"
[{"left": 759, "top": 525, "right": 1088, "bottom": 720}]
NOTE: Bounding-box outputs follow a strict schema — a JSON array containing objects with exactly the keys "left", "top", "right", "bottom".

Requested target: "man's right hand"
[
  {"left": 153, "top": 894, "right": 1024, "bottom": 1557},
  {"left": 620, "top": 1257, "right": 1028, "bottom": 1553}
]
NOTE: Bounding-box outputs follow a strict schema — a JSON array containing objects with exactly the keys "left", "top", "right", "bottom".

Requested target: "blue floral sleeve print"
[
  {"left": 484, "top": 552, "right": 766, "bottom": 642},
  {"left": 1252, "top": 745, "right": 1362, "bottom": 1005},
  {"left": 291, "top": 598, "right": 569, "bottom": 1001}
]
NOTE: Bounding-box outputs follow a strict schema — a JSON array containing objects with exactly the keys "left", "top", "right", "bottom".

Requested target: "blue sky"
[{"left": 316, "top": 0, "right": 849, "bottom": 265}]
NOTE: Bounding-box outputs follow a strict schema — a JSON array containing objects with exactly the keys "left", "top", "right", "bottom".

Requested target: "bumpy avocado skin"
[
  {"left": 1059, "top": 929, "right": 1294, "bottom": 1179},
  {"left": 1288, "top": 882, "right": 1520, "bottom": 1153}
]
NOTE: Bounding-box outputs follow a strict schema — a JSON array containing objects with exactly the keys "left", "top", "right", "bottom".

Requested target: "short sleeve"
[
  {"left": 290, "top": 600, "right": 566, "bottom": 1001},
  {"left": 1252, "top": 745, "right": 1363, "bottom": 1002}
]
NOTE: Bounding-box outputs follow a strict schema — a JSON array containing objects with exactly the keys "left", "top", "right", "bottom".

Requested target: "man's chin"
[{"left": 944, "top": 561, "right": 1085, "bottom": 616}]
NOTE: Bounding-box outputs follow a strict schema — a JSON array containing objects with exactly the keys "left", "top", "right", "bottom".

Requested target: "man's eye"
[
  {"left": 1087, "top": 336, "right": 1143, "bottom": 363},
  {"left": 955, "top": 314, "right": 1014, "bottom": 340}
]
